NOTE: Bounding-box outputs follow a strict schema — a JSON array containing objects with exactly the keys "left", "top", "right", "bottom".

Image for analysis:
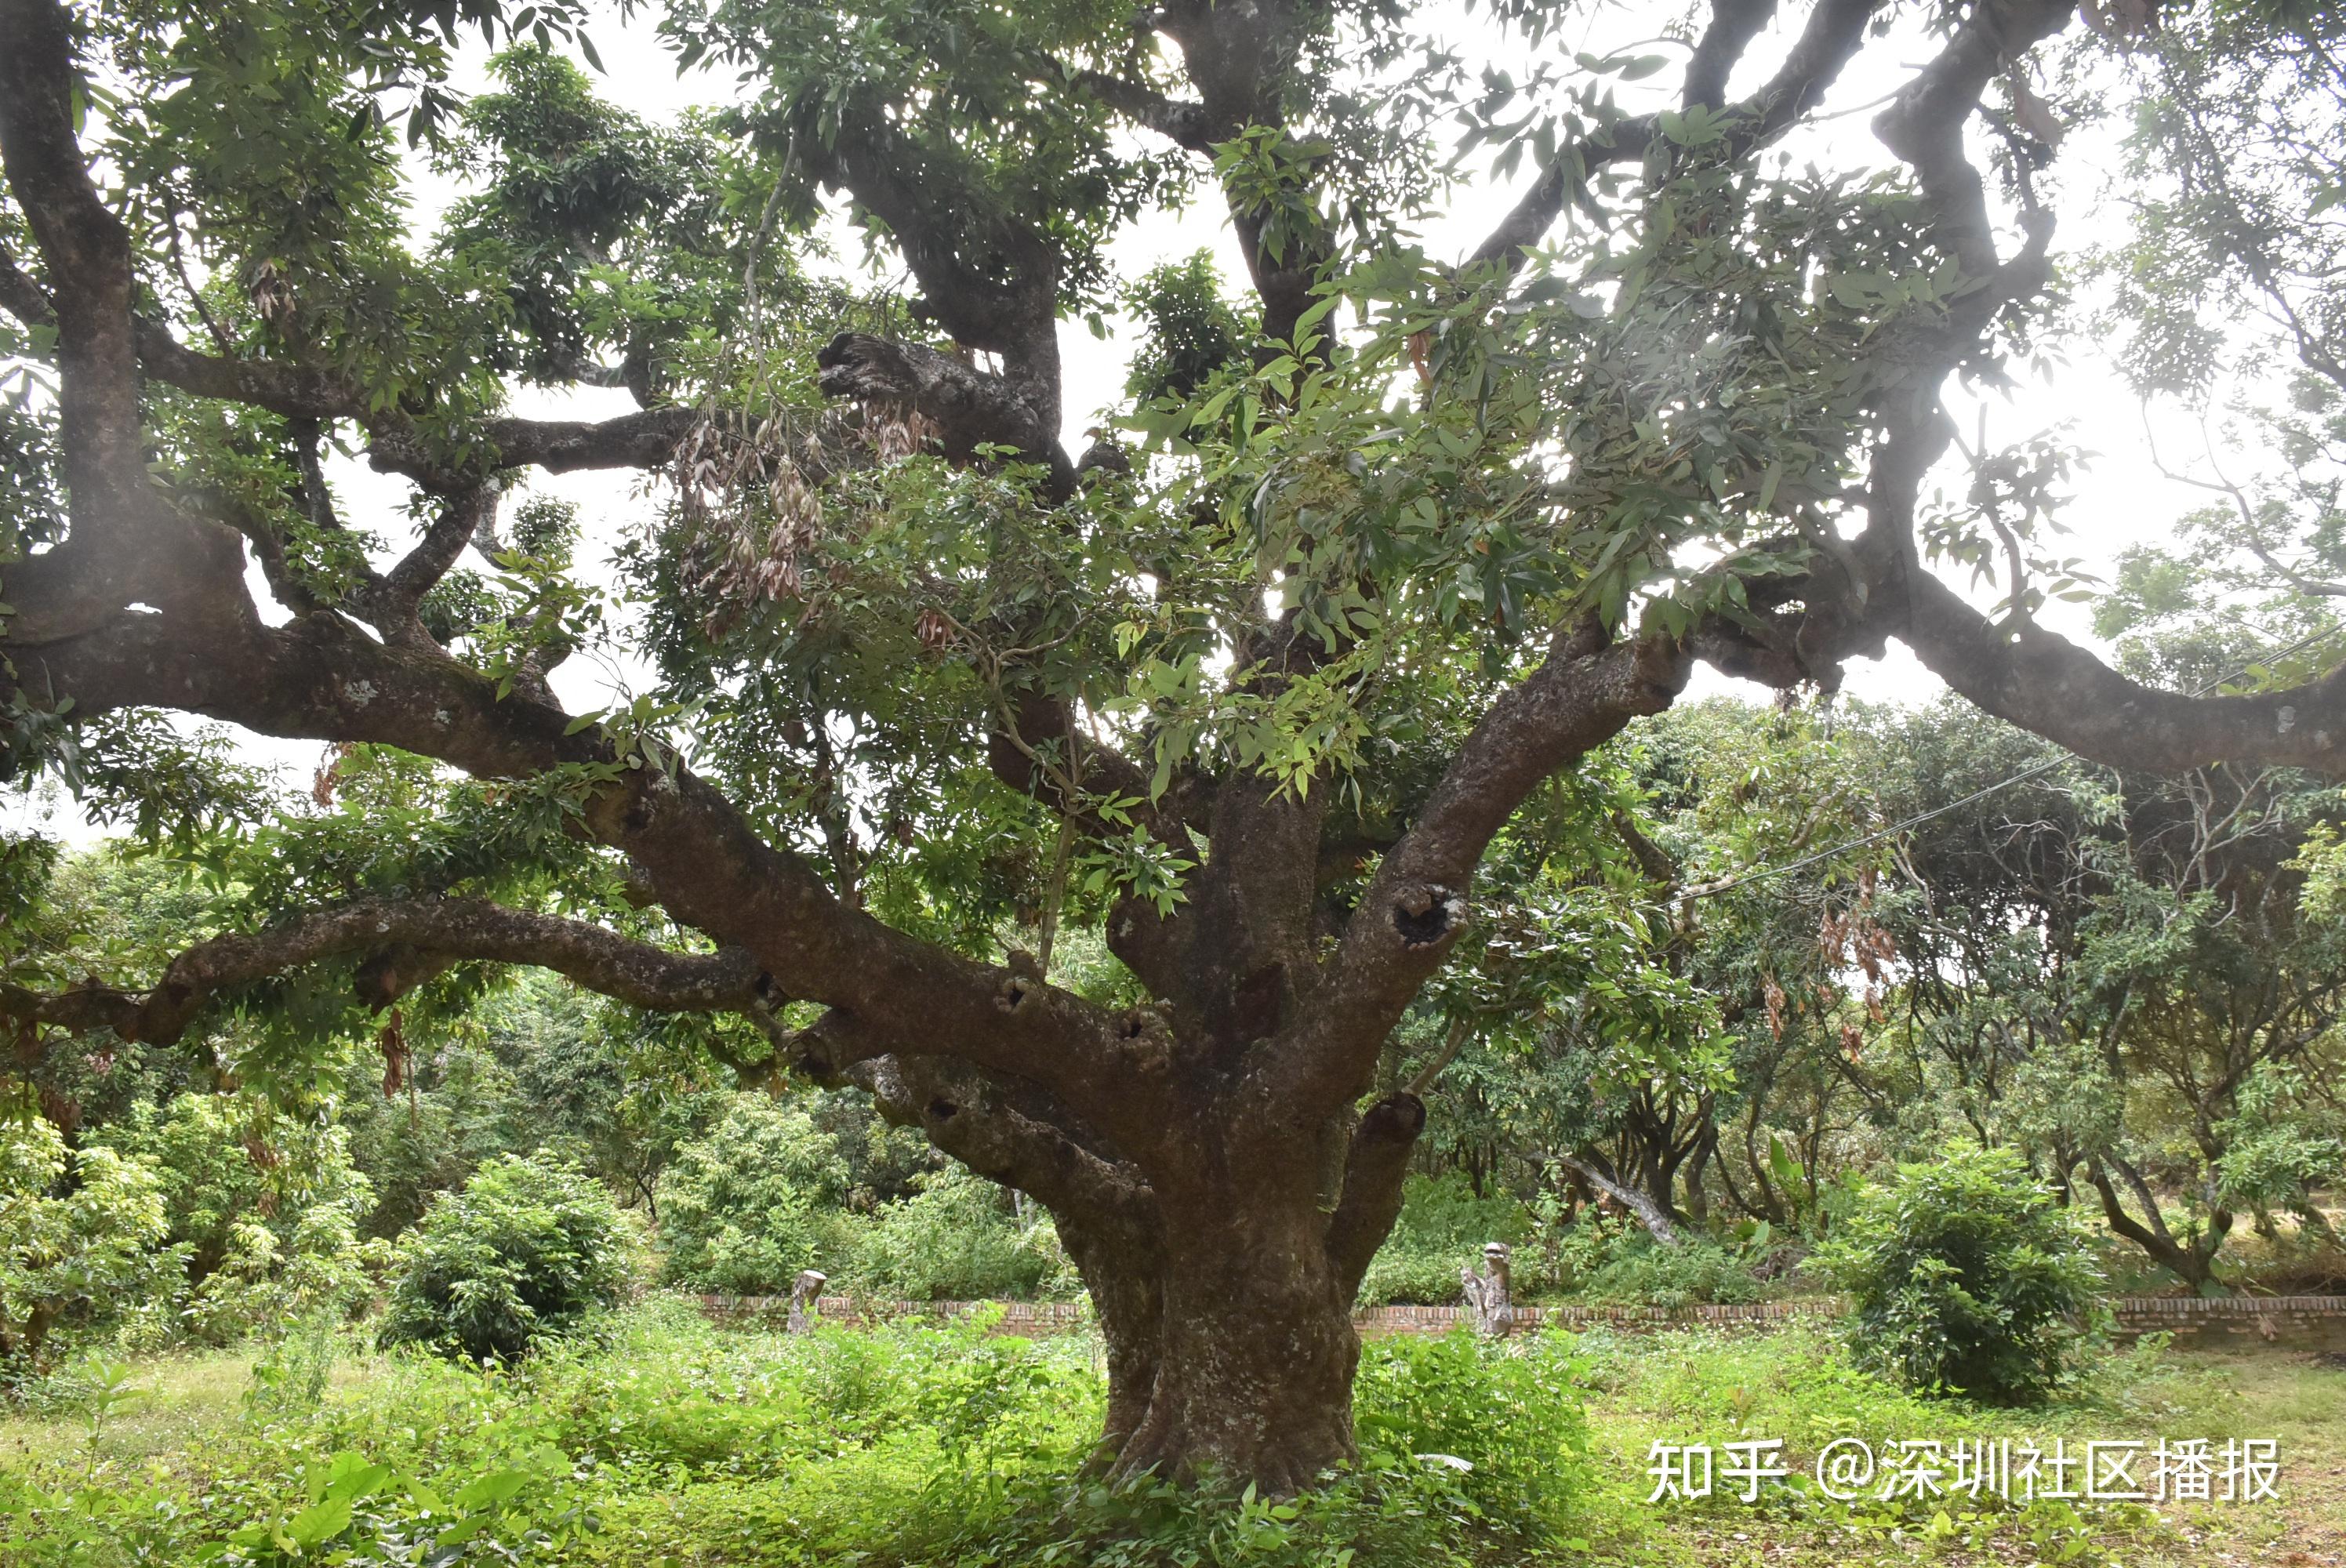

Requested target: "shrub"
[
  {"left": 655, "top": 1093, "right": 853, "bottom": 1295},
  {"left": 188, "top": 1196, "right": 387, "bottom": 1346},
  {"left": 0, "top": 1116, "right": 177, "bottom": 1374},
  {"left": 379, "top": 1153, "right": 637, "bottom": 1362},
  {"left": 1809, "top": 1140, "right": 2107, "bottom": 1404},
  {"left": 658, "top": 1098, "right": 1070, "bottom": 1302},
  {"left": 1579, "top": 1234, "right": 1761, "bottom": 1307},
  {"left": 843, "top": 1167, "right": 1076, "bottom": 1301},
  {"left": 1353, "top": 1329, "right": 1590, "bottom": 1538},
  {"left": 91, "top": 1091, "right": 380, "bottom": 1342}
]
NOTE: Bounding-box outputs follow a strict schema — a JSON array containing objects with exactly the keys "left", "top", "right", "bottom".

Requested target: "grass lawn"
[{"left": 2, "top": 1301, "right": 2341, "bottom": 1565}]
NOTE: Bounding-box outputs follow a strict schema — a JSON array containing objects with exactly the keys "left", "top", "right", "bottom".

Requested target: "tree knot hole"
[{"left": 1392, "top": 884, "right": 1462, "bottom": 948}]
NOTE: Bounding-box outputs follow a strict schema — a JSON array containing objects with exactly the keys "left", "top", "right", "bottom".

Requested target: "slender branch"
[
  {"left": 367, "top": 406, "right": 700, "bottom": 492},
  {"left": 1872, "top": 0, "right": 2077, "bottom": 283},
  {"left": 1466, "top": 0, "right": 1887, "bottom": 272},
  {"left": 0, "top": 236, "right": 696, "bottom": 494},
  {"left": 1402, "top": 1014, "right": 1472, "bottom": 1096},
  {"left": 1067, "top": 69, "right": 1215, "bottom": 152},
  {"left": 1558, "top": 1151, "right": 1682, "bottom": 1245},
  {"left": 0, "top": 237, "right": 54, "bottom": 325},
  {"left": 354, "top": 485, "right": 499, "bottom": 648},
  {"left": 1610, "top": 809, "right": 1683, "bottom": 890}
]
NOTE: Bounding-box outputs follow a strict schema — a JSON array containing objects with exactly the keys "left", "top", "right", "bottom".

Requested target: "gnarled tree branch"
[
  {"left": 0, "top": 895, "right": 772, "bottom": 1047},
  {"left": 1269, "top": 625, "right": 1689, "bottom": 1112}
]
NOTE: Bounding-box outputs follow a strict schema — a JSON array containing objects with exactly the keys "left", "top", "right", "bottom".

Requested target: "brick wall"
[
  {"left": 2108, "top": 1294, "right": 2346, "bottom": 1351},
  {"left": 694, "top": 1291, "right": 2346, "bottom": 1348}
]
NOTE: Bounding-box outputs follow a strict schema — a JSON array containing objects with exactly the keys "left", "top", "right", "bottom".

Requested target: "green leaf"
[
  {"left": 1769, "top": 1132, "right": 1803, "bottom": 1196},
  {"left": 454, "top": 1468, "right": 531, "bottom": 1511},
  {"left": 285, "top": 1496, "right": 352, "bottom": 1548}
]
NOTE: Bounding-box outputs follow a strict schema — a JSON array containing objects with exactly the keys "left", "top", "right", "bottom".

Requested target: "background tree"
[{"left": 0, "top": 1114, "right": 172, "bottom": 1371}]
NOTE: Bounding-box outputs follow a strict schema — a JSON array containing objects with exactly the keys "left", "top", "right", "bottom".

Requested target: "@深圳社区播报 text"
[{"left": 1640, "top": 1436, "right": 2281, "bottom": 1505}]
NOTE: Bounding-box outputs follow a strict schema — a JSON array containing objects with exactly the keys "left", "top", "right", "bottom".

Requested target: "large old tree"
[{"left": 4, "top": 0, "right": 2343, "bottom": 1487}]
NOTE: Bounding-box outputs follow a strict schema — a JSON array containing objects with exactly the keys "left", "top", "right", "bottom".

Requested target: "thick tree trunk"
[
  {"left": 1108, "top": 1201, "right": 1362, "bottom": 1493},
  {"left": 835, "top": 1051, "right": 1391, "bottom": 1489},
  {"left": 1056, "top": 1213, "right": 1165, "bottom": 1455}
]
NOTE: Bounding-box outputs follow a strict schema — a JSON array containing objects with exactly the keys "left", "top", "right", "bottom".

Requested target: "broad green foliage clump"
[
  {"left": 1352, "top": 1328, "right": 1590, "bottom": 1542},
  {"left": 89, "top": 1094, "right": 381, "bottom": 1343},
  {"left": 1577, "top": 1235, "right": 1762, "bottom": 1309},
  {"left": 1357, "top": 1172, "right": 1534, "bottom": 1305},
  {"left": 656, "top": 1094, "right": 850, "bottom": 1296},
  {"left": 0, "top": 1118, "right": 174, "bottom": 1374},
  {"left": 1121, "top": 252, "right": 1250, "bottom": 402},
  {"left": 657, "top": 1096, "right": 1073, "bottom": 1301},
  {"left": 379, "top": 1154, "right": 637, "bottom": 1363},
  {"left": 841, "top": 1167, "right": 1076, "bottom": 1302},
  {"left": 1811, "top": 1143, "right": 2107, "bottom": 1405}
]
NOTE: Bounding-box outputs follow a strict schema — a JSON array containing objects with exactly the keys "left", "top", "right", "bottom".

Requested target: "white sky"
[{"left": 5, "top": 1, "right": 2275, "bottom": 844}]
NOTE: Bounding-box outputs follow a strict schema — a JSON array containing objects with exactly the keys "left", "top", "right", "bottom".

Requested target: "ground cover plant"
[{"left": 2, "top": 1301, "right": 2337, "bottom": 1567}]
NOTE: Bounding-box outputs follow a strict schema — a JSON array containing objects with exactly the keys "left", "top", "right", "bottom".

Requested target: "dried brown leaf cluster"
[{"left": 672, "top": 402, "right": 937, "bottom": 634}]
